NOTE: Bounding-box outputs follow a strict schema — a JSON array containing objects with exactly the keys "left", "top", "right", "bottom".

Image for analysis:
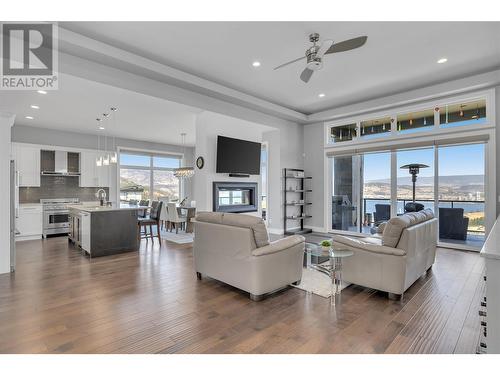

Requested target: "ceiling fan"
[{"left": 274, "top": 33, "right": 368, "bottom": 83}]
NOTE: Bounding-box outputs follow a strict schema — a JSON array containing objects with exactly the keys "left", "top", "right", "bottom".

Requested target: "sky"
[
  {"left": 120, "top": 153, "right": 181, "bottom": 169},
  {"left": 363, "top": 143, "right": 485, "bottom": 182}
]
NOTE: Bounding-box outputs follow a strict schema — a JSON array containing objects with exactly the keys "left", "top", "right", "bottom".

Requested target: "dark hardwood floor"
[{"left": 0, "top": 236, "right": 483, "bottom": 354}]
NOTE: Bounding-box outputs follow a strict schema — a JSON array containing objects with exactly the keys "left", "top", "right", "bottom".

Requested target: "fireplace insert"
[{"left": 213, "top": 181, "right": 258, "bottom": 213}]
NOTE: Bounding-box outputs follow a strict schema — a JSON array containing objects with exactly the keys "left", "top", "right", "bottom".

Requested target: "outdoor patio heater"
[{"left": 400, "top": 163, "right": 429, "bottom": 212}]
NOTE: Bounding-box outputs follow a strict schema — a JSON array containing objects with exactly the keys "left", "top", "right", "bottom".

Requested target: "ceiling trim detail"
[
  {"left": 57, "top": 27, "right": 500, "bottom": 126},
  {"left": 58, "top": 27, "right": 307, "bottom": 123}
]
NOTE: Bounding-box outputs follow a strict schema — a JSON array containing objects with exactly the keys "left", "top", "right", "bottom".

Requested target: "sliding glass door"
[
  {"left": 329, "top": 142, "right": 487, "bottom": 249},
  {"left": 362, "top": 152, "right": 392, "bottom": 233},
  {"left": 331, "top": 155, "right": 361, "bottom": 233},
  {"left": 396, "top": 148, "right": 435, "bottom": 214},
  {"left": 438, "top": 143, "right": 485, "bottom": 248}
]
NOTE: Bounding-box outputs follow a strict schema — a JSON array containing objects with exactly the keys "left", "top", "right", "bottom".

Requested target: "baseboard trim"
[
  {"left": 267, "top": 228, "right": 284, "bottom": 235},
  {"left": 303, "top": 226, "right": 325, "bottom": 233},
  {"left": 15, "top": 235, "right": 42, "bottom": 242}
]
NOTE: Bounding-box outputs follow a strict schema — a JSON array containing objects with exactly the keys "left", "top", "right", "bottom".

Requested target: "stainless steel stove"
[{"left": 41, "top": 198, "right": 79, "bottom": 238}]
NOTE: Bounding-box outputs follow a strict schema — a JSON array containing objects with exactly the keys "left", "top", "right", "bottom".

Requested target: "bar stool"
[{"left": 138, "top": 201, "right": 163, "bottom": 242}]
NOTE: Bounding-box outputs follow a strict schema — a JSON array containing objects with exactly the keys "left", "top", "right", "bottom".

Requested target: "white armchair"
[
  {"left": 333, "top": 209, "right": 437, "bottom": 299},
  {"left": 193, "top": 212, "right": 305, "bottom": 301}
]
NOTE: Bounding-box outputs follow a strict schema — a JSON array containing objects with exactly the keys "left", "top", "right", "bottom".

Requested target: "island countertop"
[{"left": 68, "top": 204, "right": 148, "bottom": 213}]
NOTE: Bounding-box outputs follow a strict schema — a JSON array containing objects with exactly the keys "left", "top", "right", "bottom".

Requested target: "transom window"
[
  {"left": 119, "top": 151, "right": 181, "bottom": 203},
  {"left": 327, "top": 95, "right": 489, "bottom": 145}
]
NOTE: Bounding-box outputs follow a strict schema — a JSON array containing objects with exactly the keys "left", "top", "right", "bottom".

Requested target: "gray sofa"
[
  {"left": 193, "top": 212, "right": 305, "bottom": 301},
  {"left": 333, "top": 209, "right": 437, "bottom": 299}
]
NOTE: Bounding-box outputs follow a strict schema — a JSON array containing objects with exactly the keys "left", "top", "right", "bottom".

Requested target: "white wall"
[
  {"left": 0, "top": 112, "right": 15, "bottom": 274},
  {"left": 194, "top": 111, "right": 269, "bottom": 217},
  {"left": 193, "top": 111, "right": 304, "bottom": 233},
  {"left": 303, "top": 122, "right": 325, "bottom": 231}
]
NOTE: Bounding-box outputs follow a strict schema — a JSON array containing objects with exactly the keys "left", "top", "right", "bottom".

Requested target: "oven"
[
  {"left": 41, "top": 198, "right": 79, "bottom": 238},
  {"left": 44, "top": 209, "right": 70, "bottom": 233}
]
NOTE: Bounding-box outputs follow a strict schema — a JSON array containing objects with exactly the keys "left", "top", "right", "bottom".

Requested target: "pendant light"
[
  {"left": 173, "top": 133, "right": 195, "bottom": 179},
  {"left": 110, "top": 107, "right": 118, "bottom": 163},
  {"left": 96, "top": 118, "right": 103, "bottom": 167},
  {"left": 102, "top": 113, "right": 110, "bottom": 166}
]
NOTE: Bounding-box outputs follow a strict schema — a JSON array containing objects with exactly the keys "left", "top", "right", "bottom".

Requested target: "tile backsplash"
[{"left": 19, "top": 176, "right": 109, "bottom": 203}]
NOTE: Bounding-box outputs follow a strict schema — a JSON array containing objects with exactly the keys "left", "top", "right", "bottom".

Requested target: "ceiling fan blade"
[
  {"left": 316, "top": 39, "right": 333, "bottom": 58},
  {"left": 274, "top": 56, "right": 305, "bottom": 70},
  {"left": 326, "top": 36, "right": 368, "bottom": 54},
  {"left": 300, "top": 68, "right": 314, "bottom": 83}
]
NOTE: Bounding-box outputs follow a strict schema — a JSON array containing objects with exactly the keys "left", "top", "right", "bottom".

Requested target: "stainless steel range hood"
[{"left": 41, "top": 151, "right": 81, "bottom": 176}]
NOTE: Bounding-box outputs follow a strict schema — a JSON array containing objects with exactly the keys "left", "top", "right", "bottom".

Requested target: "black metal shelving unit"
[{"left": 283, "top": 168, "right": 312, "bottom": 235}]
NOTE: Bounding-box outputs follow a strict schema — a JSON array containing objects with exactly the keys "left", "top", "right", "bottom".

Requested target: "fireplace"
[{"left": 213, "top": 181, "right": 258, "bottom": 213}]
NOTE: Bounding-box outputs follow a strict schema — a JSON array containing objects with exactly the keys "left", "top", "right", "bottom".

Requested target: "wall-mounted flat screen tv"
[{"left": 216, "top": 136, "right": 261, "bottom": 175}]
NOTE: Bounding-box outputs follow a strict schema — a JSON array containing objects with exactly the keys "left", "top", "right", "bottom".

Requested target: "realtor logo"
[{"left": 1, "top": 22, "right": 58, "bottom": 90}]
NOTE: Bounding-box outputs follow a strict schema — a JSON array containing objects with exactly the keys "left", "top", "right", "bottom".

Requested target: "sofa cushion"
[
  {"left": 333, "top": 235, "right": 406, "bottom": 256},
  {"left": 195, "top": 211, "right": 224, "bottom": 224},
  {"left": 381, "top": 209, "right": 435, "bottom": 247},
  {"left": 382, "top": 215, "right": 412, "bottom": 247},
  {"left": 196, "top": 212, "right": 270, "bottom": 248},
  {"left": 221, "top": 213, "right": 270, "bottom": 248},
  {"left": 252, "top": 235, "right": 304, "bottom": 256}
]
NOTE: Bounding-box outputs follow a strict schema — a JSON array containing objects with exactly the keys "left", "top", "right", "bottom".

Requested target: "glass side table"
[{"left": 304, "top": 243, "right": 354, "bottom": 305}]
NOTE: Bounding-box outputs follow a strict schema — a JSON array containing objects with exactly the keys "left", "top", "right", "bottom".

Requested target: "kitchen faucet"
[{"left": 96, "top": 189, "right": 107, "bottom": 206}]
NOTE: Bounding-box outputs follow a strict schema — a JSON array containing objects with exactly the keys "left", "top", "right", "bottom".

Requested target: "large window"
[
  {"left": 120, "top": 152, "right": 181, "bottom": 203},
  {"left": 329, "top": 143, "right": 487, "bottom": 249}
]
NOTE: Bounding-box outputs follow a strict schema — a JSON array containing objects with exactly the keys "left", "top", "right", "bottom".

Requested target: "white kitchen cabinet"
[
  {"left": 16, "top": 204, "right": 43, "bottom": 241},
  {"left": 97, "top": 160, "right": 110, "bottom": 187},
  {"left": 80, "top": 151, "right": 99, "bottom": 187},
  {"left": 79, "top": 151, "right": 111, "bottom": 188},
  {"left": 80, "top": 212, "right": 91, "bottom": 253},
  {"left": 13, "top": 143, "right": 41, "bottom": 187}
]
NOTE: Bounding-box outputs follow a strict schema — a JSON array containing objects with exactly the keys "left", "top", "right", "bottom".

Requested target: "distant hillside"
[{"left": 367, "top": 174, "right": 484, "bottom": 186}]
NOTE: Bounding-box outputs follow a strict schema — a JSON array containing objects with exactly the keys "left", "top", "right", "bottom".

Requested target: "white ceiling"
[
  {"left": 60, "top": 21, "right": 500, "bottom": 114},
  {"left": 0, "top": 74, "right": 201, "bottom": 146}
]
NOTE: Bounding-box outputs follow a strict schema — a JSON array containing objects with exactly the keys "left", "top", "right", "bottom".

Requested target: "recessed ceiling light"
[
  {"left": 30, "top": 105, "right": 39, "bottom": 109},
  {"left": 25, "top": 116, "right": 34, "bottom": 120},
  {"left": 437, "top": 58, "right": 448, "bottom": 64},
  {"left": 37, "top": 90, "right": 47, "bottom": 94},
  {"left": 252, "top": 61, "right": 261, "bottom": 67},
  {"left": 98, "top": 126, "right": 105, "bottom": 130},
  {"left": 318, "top": 93, "right": 326, "bottom": 98}
]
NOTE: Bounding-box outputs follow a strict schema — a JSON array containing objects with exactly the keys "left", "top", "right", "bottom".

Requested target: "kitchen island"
[{"left": 68, "top": 204, "right": 146, "bottom": 257}]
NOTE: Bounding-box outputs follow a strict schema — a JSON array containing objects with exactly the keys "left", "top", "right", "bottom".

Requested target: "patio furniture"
[
  {"left": 374, "top": 204, "right": 391, "bottom": 224},
  {"left": 405, "top": 202, "right": 425, "bottom": 212},
  {"left": 439, "top": 207, "right": 469, "bottom": 241}
]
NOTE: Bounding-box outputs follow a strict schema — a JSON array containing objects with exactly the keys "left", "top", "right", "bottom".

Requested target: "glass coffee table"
[{"left": 304, "top": 242, "right": 353, "bottom": 304}]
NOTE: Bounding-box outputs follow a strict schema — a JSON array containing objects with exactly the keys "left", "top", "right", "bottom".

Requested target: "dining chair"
[
  {"left": 159, "top": 199, "right": 170, "bottom": 230},
  {"left": 138, "top": 199, "right": 149, "bottom": 218},
  {"left": 167, "top": 202, "right": 187, "bottom": 234},
  {"left": 138, "top": 200, "right": 163, "bottom": 242}
]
